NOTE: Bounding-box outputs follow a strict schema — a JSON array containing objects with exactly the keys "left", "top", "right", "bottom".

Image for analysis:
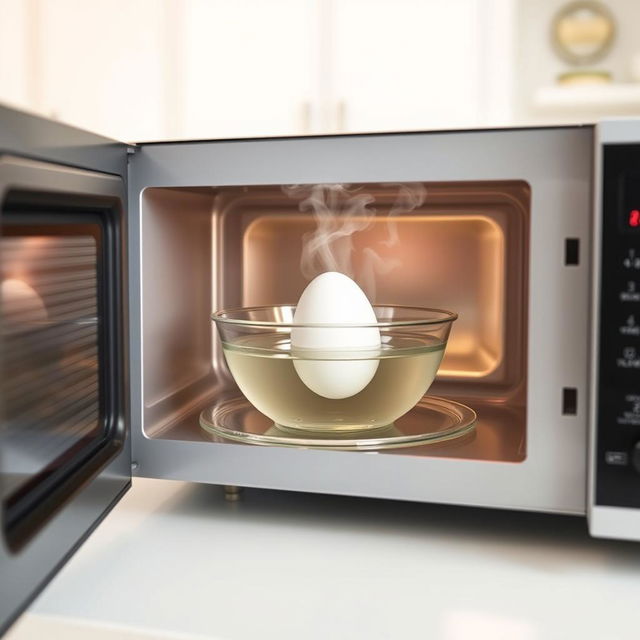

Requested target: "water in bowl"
[{"left": 221, "top": 332, "right": 446, "bottom": 432}]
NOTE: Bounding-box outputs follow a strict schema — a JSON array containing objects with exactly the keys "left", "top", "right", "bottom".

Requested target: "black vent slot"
[
  {"left": 565, "top": 238, "right": 580, "bottom": 265},
  {"left": 562, "top": 388, "right": 578, "bottom": 415}
]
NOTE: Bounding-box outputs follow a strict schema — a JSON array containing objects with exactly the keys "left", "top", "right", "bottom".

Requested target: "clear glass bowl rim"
[{"left": 211, "top": 304, "right": 458, "bottom": 328}]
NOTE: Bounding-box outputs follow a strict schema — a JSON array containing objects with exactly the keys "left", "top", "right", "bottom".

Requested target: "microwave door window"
[{"left": 1, "top": 220, "right": 108, "bottom": 548}]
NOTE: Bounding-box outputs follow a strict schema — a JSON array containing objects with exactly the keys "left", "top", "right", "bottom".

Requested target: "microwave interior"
[{"left": 141, "top": 180, "right": 530, "bottom": 463}]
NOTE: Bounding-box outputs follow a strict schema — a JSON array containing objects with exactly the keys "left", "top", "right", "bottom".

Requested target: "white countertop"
[{"left": 6, "top": 478, "right": 640, "bottom": 640}]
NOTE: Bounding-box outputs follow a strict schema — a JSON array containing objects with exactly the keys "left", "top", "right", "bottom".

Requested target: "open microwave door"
[{"left": 0, "top": 106, "right": 130, "bottom": 635}]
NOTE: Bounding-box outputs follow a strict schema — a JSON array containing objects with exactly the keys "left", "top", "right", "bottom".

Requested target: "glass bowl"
[{"left": 212, "top": 304, "right": 457, "bottom": 433}]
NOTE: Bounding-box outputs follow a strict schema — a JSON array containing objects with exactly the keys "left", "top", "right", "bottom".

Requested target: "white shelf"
[{"left": 534, "top": 83, "right": 640, "bottom": 113}]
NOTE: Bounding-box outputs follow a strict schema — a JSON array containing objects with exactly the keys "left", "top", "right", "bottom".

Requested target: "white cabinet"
[
  {"left": 0, "top": 0, "right": 515, "bottom": 141},
  {"left": 0, "top": 0, "right": 167, "bottom": 142},
  {"left": 331, "top": 0, "right": 485, "bottom": 133},
  {"left": 36, "top": 0, "right": 166, "bottom": 142},
  {"left": 0, "top": 0, "right": 32, "bottom": 112},
  {"left": 180, "top": 0, "right": 514, "bottom": 137},
  {"left": 181, "top": 0, "right": 315, "bottom": 140}
]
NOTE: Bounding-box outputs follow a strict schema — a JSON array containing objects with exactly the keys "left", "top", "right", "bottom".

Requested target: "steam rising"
[{"left": 284, "top": 183, "right": 426, "bottom": 300}]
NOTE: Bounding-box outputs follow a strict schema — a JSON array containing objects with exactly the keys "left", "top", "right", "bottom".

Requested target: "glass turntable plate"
[{"left": 200, "top": 396, "right": 476, "bottom": 451}]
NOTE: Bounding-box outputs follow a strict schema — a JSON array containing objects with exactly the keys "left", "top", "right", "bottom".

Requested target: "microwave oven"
[{"left": 1, "top": 104, "right": 639, "bottom": 634}]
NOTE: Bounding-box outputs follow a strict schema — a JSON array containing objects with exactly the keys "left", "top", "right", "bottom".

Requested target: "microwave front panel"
[
  {"left": 590, "top": 120, "right": 640, "bottom": 542},
  {"left": 0, "top": 108, "right": 130, "bottom": 635},
  {"left": 129, "top": 126, "right": 593, "bottom": 515}
]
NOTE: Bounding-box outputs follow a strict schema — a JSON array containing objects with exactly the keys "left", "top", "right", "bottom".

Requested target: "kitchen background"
[{"left": 1, "top": 0, "right": 640, "bottom": 142}]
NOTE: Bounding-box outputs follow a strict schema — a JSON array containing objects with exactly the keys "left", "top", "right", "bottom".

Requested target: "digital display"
[{"left": 621, "top": 171, "right": 640, "bottom": 233}]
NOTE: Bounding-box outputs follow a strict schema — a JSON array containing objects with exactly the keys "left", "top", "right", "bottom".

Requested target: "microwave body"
[{"left": 1, "top": 105, "right": 640, "bottom": 633}]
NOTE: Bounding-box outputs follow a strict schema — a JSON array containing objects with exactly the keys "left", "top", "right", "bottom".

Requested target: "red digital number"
[{"left": 630, "top": 209, "right": 640, "bottom": 227}]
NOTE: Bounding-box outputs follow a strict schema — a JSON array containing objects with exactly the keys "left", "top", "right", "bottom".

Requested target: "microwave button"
[
  {"left": 615, "top": 393, "right": 640, "bottom": 426},
  {"left": 620, "top": 280, "right": 640, "bottom": 302},
  {"left": 620, "top": 314, "right": 640, "bottom": 336},
  {"left": 605, "top": 451, "right": 628, "bottom": 466},
  {"left": 616, "top": 346, "right": 640, "bottom": 369},
  {"left": 622, "top": 248, "right": 640, "bottom": 270}
]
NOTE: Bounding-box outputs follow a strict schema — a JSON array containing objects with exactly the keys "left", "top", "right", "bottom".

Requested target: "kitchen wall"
[{"left": 0, "top": 0, "right": 638, "bottom": 141}]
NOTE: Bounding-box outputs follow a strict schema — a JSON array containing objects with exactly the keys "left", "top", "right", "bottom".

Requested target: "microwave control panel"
[{"left": 596, "top": 143, "right": 640, "bottom": 508}]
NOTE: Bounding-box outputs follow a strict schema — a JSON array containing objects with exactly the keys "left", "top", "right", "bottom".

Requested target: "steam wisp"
[{"left": 285, "top": 183, "right": 426, "bottom": 300}]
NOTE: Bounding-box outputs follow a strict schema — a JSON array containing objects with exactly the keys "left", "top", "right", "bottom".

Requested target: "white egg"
[{"left": 291, "top": 272, "right": 380, "bottom": 399}]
